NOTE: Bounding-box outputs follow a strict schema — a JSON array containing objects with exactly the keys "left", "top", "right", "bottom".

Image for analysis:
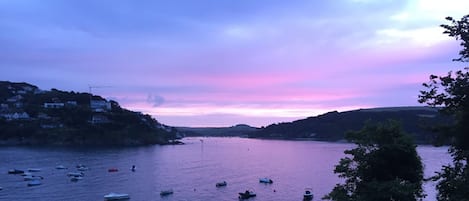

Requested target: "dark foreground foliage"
[
  {"left": 419, "top": 14, "right": 469, "bottom": 201},
  {"left": 323, "top": 120, "right": 424, "bottom": 201}
]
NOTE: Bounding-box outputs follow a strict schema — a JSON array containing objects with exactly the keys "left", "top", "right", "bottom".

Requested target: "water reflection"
[{"left": 0, "top": 137, "right": 449, "bottom": 201}]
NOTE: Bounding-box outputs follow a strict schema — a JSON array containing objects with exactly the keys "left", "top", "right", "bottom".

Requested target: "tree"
[
  {"left": 418, "top": 14, "right": 469, "bottom": 201},
  {"left": 323, "top": 120, "right": 424, "bottom": 201}
]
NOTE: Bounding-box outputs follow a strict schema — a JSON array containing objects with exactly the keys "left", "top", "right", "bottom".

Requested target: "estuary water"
[{"left": 0, "top": 137, "right": 450, "bottom": 201}]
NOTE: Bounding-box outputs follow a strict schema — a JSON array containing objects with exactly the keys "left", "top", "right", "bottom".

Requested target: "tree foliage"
[
  {"left": 418, "top": 14, "right": 469, "bottom": 201},
  {"left": 323, "top": 120, "right": 424, "bottom": 201}
]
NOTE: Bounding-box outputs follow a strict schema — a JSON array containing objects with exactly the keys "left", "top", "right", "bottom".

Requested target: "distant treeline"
[{"left": 249, "top": 107, "right": 452, "bottom": 144}]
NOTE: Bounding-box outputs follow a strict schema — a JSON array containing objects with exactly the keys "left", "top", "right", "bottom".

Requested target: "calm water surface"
[{"left": 0, "top": 137, "right": 450, "bottom": 201}]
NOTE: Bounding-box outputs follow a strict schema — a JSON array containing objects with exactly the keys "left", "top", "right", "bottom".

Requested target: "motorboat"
[
  {"left": 24, "top": 175, "right": 34, "bottom": 181},
  {"left": 21, "top": 172, "right": 32, "bottom": 176},
  {"left": 216, "top": 181, "right": 227, "bottom": 187},
  {"left": 104, "top": 193, "right": 130, "bottom": 200},
  {"left": 77, "top": 165, "right": 90, "bottom": 171},
  {"left": 27, "top": 168, "right": 41, "bottom": 172},
  {"left": 238, "top": 190, "right": 256, "bottom": 199},
  {"left": 70, "top": 175, "right": 83, "bottom": 182},
  {"left": 259, "top": 177, "right": 273, "bottom": 184},
  {"left": 24, "top": 175, "right": 43, "bottom": 181},
  {"left": 160, "top": 189, "right": 174, "bottom": 196},
  {"left": 56, "top": 165, "right": 67, "bottom": 169},
  {"left": 108, "top": 168, "right": 118, "bottom": 172},
  {"left": 303, "top": 188, "right": 314, "bottom": 201},
  {"left": 8, "top": 169, "right": 24, "bottom": 174},
  {"left": 67, "top": 172, "right": 84, "bottom": 177},
  {"left": 27, "top": 179, "right": 42, "bottom": 187}
]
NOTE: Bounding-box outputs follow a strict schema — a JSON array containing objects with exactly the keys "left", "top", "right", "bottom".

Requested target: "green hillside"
[
  {"left": 0, "top": 81, "right": 179, "bottom": 146},
  {"left": 250, "top": 107, "right": 452, "bottom": 144}
]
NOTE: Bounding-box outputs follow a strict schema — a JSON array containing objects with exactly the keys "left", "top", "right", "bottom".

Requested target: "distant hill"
[
  {"left": 177, "top": 124, "right": 258, "bottom": 137},
  {"left": 0, "top": 81, "right": 179, "bottom": 146},
  {"left": 250, "top": 107, "right": 452, "bottom": 144}
]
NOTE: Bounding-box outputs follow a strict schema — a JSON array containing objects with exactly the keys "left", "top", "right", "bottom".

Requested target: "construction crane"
[
  {"left": 88, "top": 85, "right": 112, "bottom": 95},
  {"left": 88, "top": 85, "right": 112, "bottom": 108}
]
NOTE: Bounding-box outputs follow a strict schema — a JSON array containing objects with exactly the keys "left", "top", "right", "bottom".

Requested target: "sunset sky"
[{"left": 1, "top": 0, "right": 468, "bottom": 127}]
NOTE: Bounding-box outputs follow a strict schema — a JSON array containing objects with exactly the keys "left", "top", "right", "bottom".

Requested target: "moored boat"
[
  {"left": 160, "top": 189, "right": 174, "bottom": 196},
  {"left": 259, "top": 177, "right": 273, "bottom": 184},
  {"left": 70, "top": 175, "right": 83, "bottom": 182},
  {"left": 27, "top": 168, "right": 41, "bottom": 172},
  {"left": 24, "top": 175, "right": 43, "bottom": 181},
  {"left": 67, "top": 172, "right": 84, "bottom": 177},
  {"left": 104, "top": 192, "right": 130, "bottom": 200},
  {"left": 238, "top": 190, "right": 256, "bottom": 199},
  {"left": 27, "top": 179, "right": 42, "bottom": 187},
  {"left": 303, "top": 188, "right": 313, "bottom": 201},
  {"left": 76, "top": 164, "right": 89, "bottom": 171},
  {"left": 216, "top": 181, "right": 227, "bottom": 187},
  {"left": 56, "top": 165, "right": 67, "bottom": 169},
  {"left": 8, "top": 169, "right": 24, "bottom": 174},
  {"left": 21, "top": 172, "right": 32, "bottom": 176}
]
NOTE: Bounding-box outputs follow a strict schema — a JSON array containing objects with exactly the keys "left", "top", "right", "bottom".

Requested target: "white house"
[
  {"left": 90, "top": 100, "right": 111, "bottom": 111},
  {"left": 6, "top": 95, "right": 23, "bottom": 102},
  {"left": 44, "top": 103, "right": 65, "bottom": 109},
  {"left": 91, "top": 114, "right": 110, "bottom": 124},
  {"left": 1, "top": 112, "right": 30, "bottom": 120}
]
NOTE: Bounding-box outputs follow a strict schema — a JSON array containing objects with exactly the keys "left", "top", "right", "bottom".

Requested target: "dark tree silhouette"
[
  {"left": 419, "top": 14, "right": 469, "bottom": 201},
  {"left": 323, "top": 120, "right": 424, "bottom": 201}
]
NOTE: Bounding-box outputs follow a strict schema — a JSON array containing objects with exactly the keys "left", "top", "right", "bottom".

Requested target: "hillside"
[
  {"left": 0, "top": 81, "right": 179, "bottom": 146},
  {"left": 250, "top": 107, "right": 452, "bottom": 144},
  {"left": 177, "top": 124, "right": 258, "bottom": 137}
]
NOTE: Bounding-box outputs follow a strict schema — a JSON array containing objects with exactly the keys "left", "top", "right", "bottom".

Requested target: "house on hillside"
[
  {"left": 90, "top": 100, "right": 111, "bottom": 112},
  {"left": 16, "top": 90, "right": 27, "bottom": 94},
  {"left": 66, "top": 101, "right": 78, "bottom": 106},
  {"left": 37, "top": 112, "right": 51, "bottom": 119},
  {"left": 91, "top": 114, "right": 110, "bottom": 124},
  {"left": 6, "top": 95, "right": 23, "bottom": 102},
  {"left": 0, "top": 104, "right": 8, "bottom": 110},
  {"left": 1, "top": 112, "right": 30, "bottom": 121},
  {"left": 22, "top": 86, "right": 34, "bottom": 92},
  {"left": 44, "top": 103, "right": 65, "bottom": 109}
]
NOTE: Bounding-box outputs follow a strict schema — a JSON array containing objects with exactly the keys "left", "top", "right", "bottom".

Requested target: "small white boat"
[
  {"left": 27, "top": 180, "right": 42, "bottom": 187},
  {"left": 27, "top": 168, "right": 41, "bottom": 172},
  {"left": 21, "top": 172, "right": 32, "bottom": 176},
  {"left": 24, "top": 175, "right": 43, "bottom": 181},
  {"left": 104, "top": 193, "right": 130, "bottom": 200},
  {"left": 70, "top": 175, "right": 83, "bottom": 182},
  {"left": 216, "top": 181, "right": 227, "bottom": 187},
  {"left": 259, "top": 177, "right": 273, "bottom": 184},
  {"left": 23, "top": 175, "right": 34, "bottom": 181},
  {"left": 56, "top": 165, "right": 67, "bottom": 169},
  {"left": 76, "top": 164, "right": 90, "bottom": 171},
  {"left": 160, "top": 189, "right": 174, "bottom": 196},
  {"left": 303, "top": 188, "right": 313, "bottom": 201},
  {"left": 67, "top": 172, "right": 84, "bottom": 177}
]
